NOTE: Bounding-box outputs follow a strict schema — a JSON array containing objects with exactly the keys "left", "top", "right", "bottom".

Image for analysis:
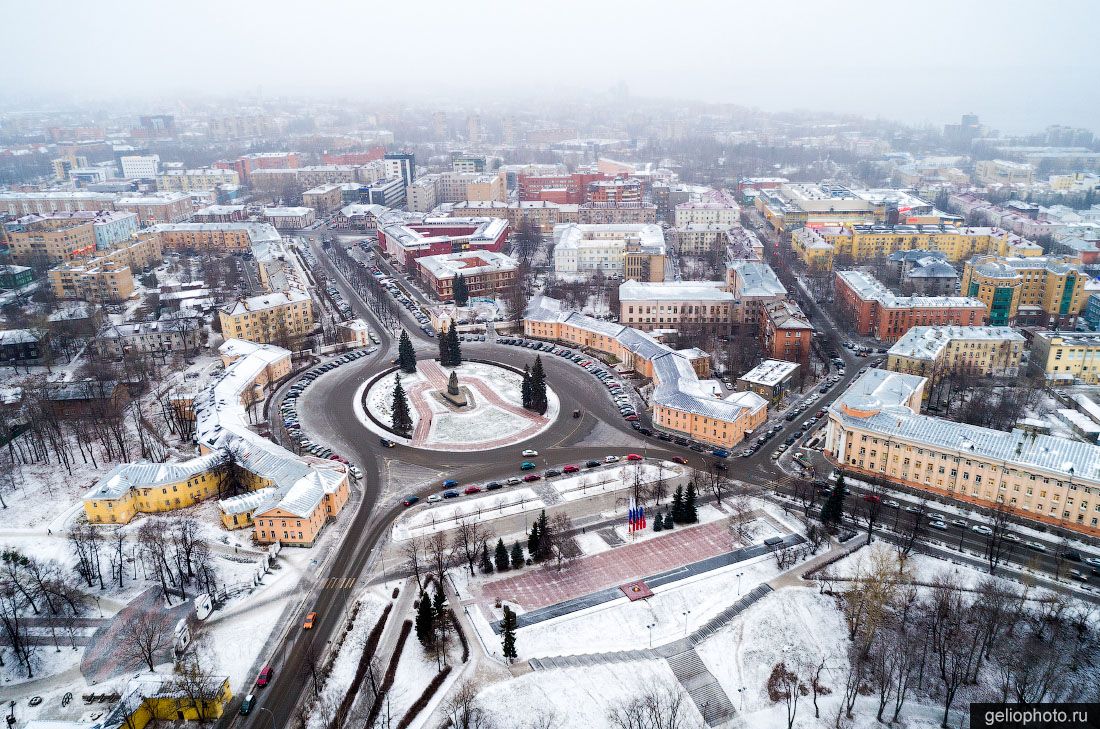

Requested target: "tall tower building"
[{"left": 466, "top": 114, "right": 482, "bottom": 146}]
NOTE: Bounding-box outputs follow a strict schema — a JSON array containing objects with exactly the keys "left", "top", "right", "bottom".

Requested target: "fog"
[{"left": 6, "top": 0, "right": 1098, "bottom": 133}]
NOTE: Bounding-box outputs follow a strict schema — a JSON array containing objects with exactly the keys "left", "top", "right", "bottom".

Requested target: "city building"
[
  {"left": 151, "top": 222, "right": 280, "bottom": 253},
  {"left": 218, "top": 290, "right": 314, "bottom": 345},
  {"left": 384, "top": 153, "right": 415, "bottom": 189},
  {"left": 618, "top": 280, "right": 736, "bottom": 336},
  {"left": 52, "top": 155, "right": 89, "bottom": 181},
  {"left": 114, "top": 193, "right": 193, "bottom": 224},
  {"left": 671, "top": 223, "right": 734, "bottom": 255},
  {"left": 119, "top": 154, "right": 160, "bottom": 179},
  {"left": 736, "top": 359, "right": 800, "bottom": 404},
  {"left": 406, "top": 172, "right": 507, "bottom": 212},
  {"left": 0, "top": 328, "right": 49, "bottom": 365},
  {"left": 517, "top": 171, "right": 608, "bottom": 204},
  {"left": 886, "top": 326, "right": 1026, "bottom": 397},
  {"left": 791, "top": 227, "right": 836, "bottom": 269},
  {"left": 960, "top": 255, "right": 1086, "bottom": 328},
  {"left": 588, "top": 178, "right": 642, "bottom": 205},
  {"left": 5, "top": 216, "right": 97, "bottom": 266},
  {"left": 47, "top": 233, "right": 163, "bottom": 303},
  {"left": 191, "top": 205, "right": 246, "bottom": 223},
  {"left": 1029, "top": 331, "right": 1100, "bottom": 384},
  {"left": 975, "top": 159, "right": 1035, "bottom": 186},
  {"left": 156, "top": 168, "right": 239, "bottom": 192},
  {"left": 887, "top": 251, "right": 960, "bottom": 296},
  {"left": 726, "top": 260, "right": 788, "bottom": 328},
  {"left": 262, "top": 207, "right": 315, "bottom": 230},
  {"left": 302, "top": 183, "right": 344, "bottom": 215},
  {"left": 525, "top": 296, "right": 768, "bottom": 448},
  {"left": 756, "top": 184, "right": 956, "bottom": 232},
  {"left": 0, "top": 191, "right": 117, "bottom": 215},
  {"left": 577, "top": 202, "right": 657, "bottom": 225},
  {"left": 215, "top": 152, "right": 301, "bottom": 185},
  {"left": 835, "top": 270, "right": 988, "bottom": 342},
  {"left": 761, "top": 300, "right": 813, "bottom": 365},
  {"left": 825, "top": 368, "right": 1100, "bottom": 538},
  {"left": 95, "top": 318, "right": 203, "bottom": 358},
  {"left": 377, "top": 216, "right": 510, "bottom": 267},
  {"left": 7, "top": 210, "right": 137, "bottom": 250},
  {"left": 1085, "top": 293, "right": 1100, "bottom": 331},
  {"left": 451, "top": 200, "right": 580, "bottom": 234},
  {"left": 452, "top": 154, "right": 486, "bottom": 173},
  {"left": 333, "top": 204, "right": 391, "bottom": 231},
  {"left": 673, "top": 190, "right": 740, "bottom": 227},
  {"left": 415, "top": 250, "right": 518, "bottom": 300},
  {"left": 553, "top": 223, "right": 666, "bottom": 280},
  {"left": 364, "top": 177, "right": 406, "bottom": 208},
  {"left": 794, "top": 223, "right": 1043, "bottom": 267},
  {"left": 1049, "top": 172, "right": 1100, "bottom": 193},
  {"left": 0, "top": 265, "right": 33, "bottom": 289}
]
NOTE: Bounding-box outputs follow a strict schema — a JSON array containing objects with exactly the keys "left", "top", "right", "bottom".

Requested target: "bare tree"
[
  {"left": 767, "top": 661, "right": 807, "bottom": 729},
  {"left": 546, "top": 513, "right": 581, "bottom": 573},
  {"left": 119, "top": 609, "right": 175, "bottom": 671},
  {"left": 452, "top": 517, "right": 490, "bottom": 577},
  {"left": 403, "top": 537, "right": 427, "bottom": 591},
  {"left": 607, "top": 681, "right": 700, "bottom": 729},
  {"left": 443, "top": 679, "right": 496, "bottom": 729},
  {"left": 427, "top": 531, "right": 455, "bottom": 583}
]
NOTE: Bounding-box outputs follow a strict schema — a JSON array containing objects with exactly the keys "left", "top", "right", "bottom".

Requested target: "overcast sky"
[{"left": 6, "top": 0, "right": 1097, "bottom": 134}]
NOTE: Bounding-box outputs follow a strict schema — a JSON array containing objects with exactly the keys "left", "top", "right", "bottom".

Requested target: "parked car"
[
  {"left": 604, "top": 455, "right": 619, "bottom": 463},
  {"left": 442, "top": 490, "right": 460, "bottom": 499},
  {"left": 463, "top": 485, "right": 482, "bottom": 495},
  {"left": 523, "top": 474, "right": 542, "bottom": 482},
  {"left": 257, "top": 666, "right": 273, "bottom": 687},
  {"left": 585, "top": 460, "right": 601, "bottom": 468},
  {"left": 442, "top": 479, "right": 459, "bottom": 488},
  {"left": 626, "top": 453, "right": 643, "bottom": 461},
  {"left": 240, "top": 694, "right": 255, "bottom": 715},
  {"left": 544, "top": 468, "right": 562, "bottom": 477},
  {"left": 402, "top": 496, "right": 419, "bottom": 507}
]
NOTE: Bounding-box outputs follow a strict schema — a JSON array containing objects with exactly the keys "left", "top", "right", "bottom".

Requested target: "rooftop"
[
  {"left": 417, "top": 250, "right": 518, "bottom": 279},
  {"left": 738, "top": 359, "right": 800, "bottom": 387},
  {"left": 888, "top": 325, "right": 1025, "bottom": 361},
  {"left": 837, "top": 270, "right": 986, "bottom": 310},
  {"left": 618, "top": 280, "right": 733, "bottom": 302},
  {"left": 728, "top": 260, "right": 787, "bottom": 297}
]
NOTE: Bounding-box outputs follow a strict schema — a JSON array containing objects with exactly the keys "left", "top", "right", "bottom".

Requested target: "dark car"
[
  {"left": 523, "top": 473, "right": 542, "bottom": 482},
  {"left": 671, "top": 456, "right": 688, "bottom": 465},
  {"left": 689, "top": 444, "right": 705, "bottom": 452},
  {"left": 658, "top": 433, "right": 673, "bottom": 441},
  {"left": 585, "top": 459, "right": 601, "bottom": 468},
  {"left": 402, "top": 495, "right": 419, "bottom": 506},
  {"left": 379, "top": 437, "right": 396, "bottom": 448},
  {"left": 442, "top": 490, "right": 460, "bottom": 499},
  {"left": 544, "top": 468, "right": 562, "bottom": 477},
  {"left": 485, "top": 481, "right": 504, "bottom": 491}
]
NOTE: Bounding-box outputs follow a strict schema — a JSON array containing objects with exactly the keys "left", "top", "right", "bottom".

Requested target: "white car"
[
  {"left": 605, "top": 455, "right": 620, "bottom": 463},
  {"left": 1003, "top": 533, "right": 1021, "bottom": 543},
  {"left": 970, "top": 524, "right": 993, "bottom": 536},
  {"left": 1086, "top": 557, "right": 1100, "bottom": 567},
  {"left": 521, "top": 449, "right": 539, "bottom": 457},
  {"left": 427, "top": 494, "right": 442, "bottom": 503},
  {"left": 1024, "top": 540, "right": 1047, "bottom": 552},
  {"left": 929, "top": 521, "right": 948, "bottom": 530}
]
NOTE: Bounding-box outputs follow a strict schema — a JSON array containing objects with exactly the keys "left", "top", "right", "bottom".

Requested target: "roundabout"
[{"left": 355, "top": 358, "right": 560, "bottom": 451}]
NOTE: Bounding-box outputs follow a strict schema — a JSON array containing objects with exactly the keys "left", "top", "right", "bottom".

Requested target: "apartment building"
[
  {"left": 191, "top": 205, "right": 246, "bottom": 223},
  {"left": 156, "top": 168, "right": 239, "bottom": 192},
  {"left": 114, "top": 193, "right": 193, "bottom": 224},
  {"left": 8, "top": 210, "right": 137, "bottom": 251},
  {"left": 525, "top": 296, "right": 768, "bottom": 448},
  {"left": 795, "top": 223, "right": 1043, "bottom": 267},
  {"left": 673, "top": 194, "right": 740, "bottom": 227},
  {"left": 96, "top": 318, "right": 203, "bottom": 358},
  {"left": 215, "top": 152, "right": 301, "bottom": 184},
  {"left": 406, "top": 172, "right": 506, "bottom": 212},
  {"left": 262, "top": 207, "right": 315, "bottom": 230},
  {"left": 119, "top": 154, "right": 160, "bottom": 179},
  {"left": 1029, "top": 331, "right": 1100, "bottom": 384},
  {"left": 886, "top": 325, "right": 1025, "bottom": 396},
  {"left": 588, "top": 178, "right": 642, "bottom": 204},
  {"left": 756, "top": 184, "right": 952, "bottom": 232},
  {"left": 726, "top": 260, "right": 788, "bottom": 328},
  {"left": 553, "top": 223, "right": 666, "bottom": 280},
  {"left": 761, "top": 300, "right": 813, "bottom": 366},
  {"left": 578, "top": 202, "right": 657, "bottom": 225},
  {"left": 5, "top": 217, "right": 97, "bottom": 266},
  {"left": 618, "top": 280, "right": 736, "bottom": 335},
  {"left": 975, "top": 159, "right": 1035, "bottom": 186},
  {"left": 825, "top": 368, "right": 1100, "bottom": 538},
  {"left": 671, "top": 223, "right": 734, "bottom": 254},
  {"left": 47, "top": 233, "right": 163, "bottom": 303},
  {"left": 451, "top": 200, "right": 579, "bottom": 233},
  {"left": 302, "top": 183, "right": 344, "bottom": 215},
  {"left": 0, "top": 191, "right": 117, "bottom": 215},
  {"left": 835, "top": 270, "right": 988, "bottom": 342},
  {"left": 961, "top": 255, "right": 1085, "bottom": 328},
  {"left": 151, "top": 222, "right": 280, "bottom": 253},
  {"left": 415, "top": 250, "right": 518, "bottom": 300},
  {"left": 218, "top": 290, "right": 314, "bottom": 345}
]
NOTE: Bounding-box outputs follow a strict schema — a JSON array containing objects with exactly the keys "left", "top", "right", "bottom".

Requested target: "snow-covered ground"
[
  {"left": 552, "top": 462, "right": 682, "bottom": 502},
  {"left": 393, "top": 488, "right": 546, "bottom": 541},
  {"left": 364, "top": 369, "right": 425, "bottom": 430}
]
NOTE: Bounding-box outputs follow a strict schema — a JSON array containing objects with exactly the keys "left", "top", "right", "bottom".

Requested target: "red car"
[
  {"left": 626, "top": 453, "right": 643, "bottom": 461},
  {"left": 257, "top": 666, "right": 273, "bottom": 687},
  {"left": 563, "top": 464, "right": 580, "bottom": 473},
  {"left": 464, "top": 485, "right": 482, "bottom": 495},
  {"left": 671, "top": 456, "right": 688, "bottom": 465},
  {"left": 862, "top": 494, "right": 881, "bottom": 504},
  {"left": 523, "top": 474, "right": 542, "bottom": 482},
  {"left": 625, "top": 415, "right": 639, "bottom": 421}
]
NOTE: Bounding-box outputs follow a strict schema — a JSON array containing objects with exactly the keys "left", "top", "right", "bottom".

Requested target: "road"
[{"left": 236, "top": 231, "right": 1100, "bottom": 728}]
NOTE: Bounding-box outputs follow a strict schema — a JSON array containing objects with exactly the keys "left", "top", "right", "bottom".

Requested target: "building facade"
[
  {"left": 960, "top": 255, "right": 1085, "bottom": 328},
  {"left": 835, "top": 270, "right": 988, "bottom": 342},
  {"left": 618, "top": 281, "right": 736, "bottom": 335},
  {"left": 415, "top": 250, "right": 518, "bottom": 300}
]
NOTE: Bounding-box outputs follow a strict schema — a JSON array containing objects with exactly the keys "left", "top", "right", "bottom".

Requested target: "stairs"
[{"left": 667, "top": 649, "right": 737, "bottom": 727}]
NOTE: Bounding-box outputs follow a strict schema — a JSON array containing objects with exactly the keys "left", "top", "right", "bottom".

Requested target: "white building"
[
  {"left": 120, "top": 154, "right": 160, "bottom": 179},
  {"left": 553, "top": 223, "right": 665, "bottom": 276}
]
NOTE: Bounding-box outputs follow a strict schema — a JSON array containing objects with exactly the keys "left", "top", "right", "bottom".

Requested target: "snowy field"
[
  {"left": 364, "top": 369, "right": 425, "bottom": 430},
  {"left": 552, "top": 462, "right": 681, "bottom": 501},
  {"left": 393, "top": 488, "right": 546, "bottom": 541}
]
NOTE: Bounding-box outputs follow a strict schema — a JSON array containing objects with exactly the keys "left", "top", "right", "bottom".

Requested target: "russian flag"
[{"left": 628, "top": 497, "right": 637, "bottom": 533}]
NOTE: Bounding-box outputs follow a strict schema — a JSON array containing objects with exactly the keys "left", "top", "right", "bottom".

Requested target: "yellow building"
[
  {"left": 83, "top": 453, "right": 230, "bottom": 524},
  {"left": 886, "top": 325, "right": 1026, "bottom": 398},
  {"left": 961, "top": 255, "right": 1085, "bottom": 328},
  {"left": 156, "top": 168, "right": 240, "bottom": 192},
  {"left": 49, "top": 259, "right": 134, "bottom": 302},
  {"left": 7, "top": 218, "right": 97, "bottom": 266},
  {"left": 99, "top": 672, "right": 232, "bottom": 729},
  {"left": 1029, "top": 331, "right": 1100, "bottom": 384},
  {"left": 826, "top": 369, "right": 1100, "bottom": 538},
  {"left": 807, "top": 223, "right": 1043, "bottom": 265},
  {"left": 219, "top": 290, "right": 314, "bottom": 345},
  {"left": 152, "top": 222, "right": 280, "bottom": 253},
  {"left": 525, "top": 295, "right": 768, "bottom": 448},
  {"left": 791, "top": 227, "right": 835, "bottom": 269}
]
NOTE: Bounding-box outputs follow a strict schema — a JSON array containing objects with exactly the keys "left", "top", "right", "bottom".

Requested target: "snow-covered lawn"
[
  {"left": 365, "top": 369, "right": 425, "bottom": 430},
  {"left": 553, "top": 462, "right": 681, "bottom": 502},
  {"left": 475, "top": 660, "right": 702, "bottom": 729},
  {"left": 427, "top": 405, "right": 528, "bottom": 444},
  {"left": 393, "top": 489, "right": 546, "bottom": 541},
  {"left": 574, "top": 532, "right": 612, "bottom": 557}
]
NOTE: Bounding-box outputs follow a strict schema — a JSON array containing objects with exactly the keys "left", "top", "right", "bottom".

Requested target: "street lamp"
[
  {"left": 736, "top": 572, "right": 744, "bottom": 596},
  {"left": 737, "top": 687, "right": 747, "bottom": 711},
  {"left": 681, "top": 610, "right": 692, "bottom": 638},
  {"left": 646, "top": 622, "right": 656, "bottom": 648}
]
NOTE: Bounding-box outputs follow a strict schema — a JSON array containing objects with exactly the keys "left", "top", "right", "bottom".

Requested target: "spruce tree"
[
  {"left": 527, "top": 522, "right": 540, "bottom": 558},
  {"left": 449, "top": 323, "right": 462, "bottom": 366},
  {"left": 453, "top": 274, "right": 469, "bottom": 306},
  {"left": 671, "top": 484, "right": 685, "bottom": 523},
  {"left": 391, "top": 376, "right": 413, "bottom": 436},
  {"left": 415, "top": 591, "right": 435, "bottom": 646},
  {"left": 437, "top": 323, "right": 451, "bottom": 364},
  {"left": 653, "top": 513, "right": 663, "bottom": 532},
  {"left": 521, "top": 365, "right": 533, "bottom": 410},
  {"left": 511, "top": 541, "right": 525, "bottom": 569},
  {"left": 432, "top": 587, "right": 445, "bottom": 618},
  {"left": 535, "top": 510, "right": 551, "bottom": 561},
  {"left": 479, "top": 541, "right": 494, "bottom": 574},
  {"left": 531, "top": 355, "right": 547, "bottom": 414},
  {"left": 501, "top": 605, "right": 518, "bottom": 662},
  {"left": 684, "top": 482, "right": 698, "bottom": 523},
  {"left": 820, "top": 476, "right": 846, "bottom": 526},
  {"left": 398, "top": 329, "right": 417, "bottom": 374},
  {"left": 663, "top": 511, "right": 674, "bottom": 530},
  {"left": 494, "top": 538, "right": 510, "bottom": 572}
]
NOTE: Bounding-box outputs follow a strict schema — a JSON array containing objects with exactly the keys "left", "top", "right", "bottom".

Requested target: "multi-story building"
[
  {"left": 218, "top": 290, "right": 314, "bottom": 345},
  {"left": 302, "top": 184, "right": 344, "bottom": 215},
  {"left": 886, "top": 325, "right": 1025, "bottom": 397},
  {"left": 451, "top": 200, "right": 579, "bottom": 234},
  {"left": 8, "top": 210, "right": 137, "bottom": 251},
  {"left": 619, "top": 281, "right": 736, "bottom": 336},
  {"left": 761, "top": 300, "right": 813, "bottom": 365},
  {"left": 415, "top": 250, "right": 518, "bottom": 300},
  {"left": 5, "top": 217, "right": 97, "bottom": 266},
  {"left": 525, "top": 296, "right": 767, "bottom": 448},
  {"left": 365, "top": 177, "right": 406, "bottom": 208},
  {"left": 578, "top": 202, "right": 657, "bottom": 225},
  {"left": 960, "top": 255, "right": 1086, "bottom": 328},
  {"left": 1085, "top": 293, "right": 1100, "bottom": 331},
  {"left": 756, "top": 184, "right": 955, "bottom": 232},
  {"left": 517, "top": 171, "right": 607, "bottom": 204},
  {"left": 553, "top": 223, "right": 666, "bottom": 280},
  {"left": 52, "top": 155, "right": 89, "bottom": 181},
  {"left": 262, "top": 207, "right": 315, "bottom": 230},
  {"left": 191, "top": 205, "right": 246, "bottom": 223},
  {"left": 384, "top": 153, "right": 415, "bottom": 189},
  {"left": 673, "top": 191, "right": 740, "bottom": 227},
  {"left": 0, "top": 191, "right": 116, "bottom": 216},
  {"left": 1049, "top": 172, "right": 1100, "bottom": 193},
  {"left": 452, "top": 154, "right": 486, "bottom": 173},
  {"left": 825, "top": 368, "right": 1100, "bottom": 538},
  {"left": 726, "top": 260, "right": 787, "bottom": 328},
  {"left": 378, "top": 216, "right": 511, "bottom": 268},
  {"left": 406, "top": 172, "right": 506, "bottom": 212},
  {"left": 1029, "top": 331, "right": 1100, "bottom": 384},
  {"left": 215, "top": 152, "right": 301, "bottom": 185},
  {"left": 95, "top": 318, "right": 203, "bottom": 357},
  {"left": 119, "top": 154, "right": 160, "bottom": 179},
  {"left": 671, "top": 223, "right": 733, "bottom": 255},
  {"left": 795, "top": 223, "right": 1043, "bottom": 266},
  {"left": 406, "top": 177, "right": 438, "bottom": 213},
  {"left": 587, "top": 178, "right": 642, "bottom": 205},
  {"left": 333, "top": 204, "right": 391, "bottom": 231},
  {"left": 792, "top": 227, "right": 836, "bottom": 269},
  {"left": 114, "top": 193, "right": 193, "bottom": 224},
  {"left": 975, "top": 159, "right": 1035, "bottom": 186},
  {"left": 736, "top": 359, "right": 800, "bottom": 404},
  {"left": 835, "top": 270, "right": 988, "bottom": 342},
  {"left": 151, "top": 222, "right": 280, "bottom": 253},
  {"left": 47, "top": 233, "right": 163, "bottom": 303},
  {"left": 156, "top": 168, "right": 239, "bottom": 192},
  {"left": 0, "top": 265, "right": 34, "bottom": 289}
]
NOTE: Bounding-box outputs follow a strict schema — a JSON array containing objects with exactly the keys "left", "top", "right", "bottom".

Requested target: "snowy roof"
[
  {"left": 728, "top": 260, "right": 786, "bottom": 297},
  {"left": 837, "top": 270, "right": 985, "bottom": 310},
  {"left": 417, "top": 250, "right": 518, "bottom": 279},
  {"left": 554, "top": 223, "right": 666, "bottom": 255},
  {"left": 0, "top": 328, "right": 45, "bottom": 345},
  {"left": 88, "top": 451, "right": 229, "bottom": 500},
  {"left": 224, "top": 289, "right": 310, "bottom": 316},
  {"left": 763, "top": 300, "right": 813, "bottom": 330},
  {"left": 888, "top": 249, "right": 948, "bottom": 263},
  {"left": 263, "top": 207, "right": 313, "bottom": 217},
  {"left": 888, "top": 326, "right": 1024, "bottom": 361},
  {"left": 738, "top": 359, "right": 800, "bottom": 387},
  {"left": 908, "top": 260, "right": 957, "bottom": 278},
  {"left": 152, "top": 222, "right": 280, "bottom": 244},
  {"left": 618, "top": 280, "right": 733, "bottom": 302}
]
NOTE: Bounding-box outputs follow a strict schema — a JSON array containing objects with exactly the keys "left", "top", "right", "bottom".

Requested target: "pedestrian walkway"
[{"left": 667, "top": 649, "right": 737, "bottom": 726}]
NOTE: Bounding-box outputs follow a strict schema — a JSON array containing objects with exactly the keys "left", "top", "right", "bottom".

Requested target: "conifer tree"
[
  {"left": 530, "top": 355, "right": 548, "bottom": 414},
  {"left": 671, "top": 484, "right": 685, "bottom": 523},
  {"left": 447, "top": 323, "right": 462, "bottom": 366},
  {"left": 494, "top": 538, "right": 510, "bottom": 572},
  {"left": 820, "top": 475, "right": 846, "bottom": 526},
  {"left": 415, "top": 591, "right": 435, "bottom": 646},
  {"left": 501, "top": 605, "right": 518, "bottom": 662},
  {"left": 453, "top": 273, "right": 469, "bottom": 306},
  {"left": 527, "top": 522, "right": 540, "bottom": 558},
  {"left": 684, "top": 482, "right": 699, "bottom": 523},
  {"left": 653, "top": 513, "right": 663, "bottom": 532},
  {"left": 391, "top": 376, "right": 413, "bottom": 436},
  {"left": 398, "top": 329, "right": 417, "bottom": 374},
  {"left": 511, "top": 541, "right": 525, "bottom": 569},
  {"left": 479, "top": 541, "right": 494, "bottom": 574},
  {"left": 663, "top": 511, "right": 674, "bottom": 530},
  {"left": 437, "top": 323, "right": 451, "bottom": 364},
  {"left": 521, "top": 365, "right": 533, "bottom": 410}
]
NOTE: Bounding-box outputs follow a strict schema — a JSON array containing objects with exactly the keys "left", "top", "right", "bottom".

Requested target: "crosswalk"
[{"left": 321, "top": 576, "right": 358, "bottom": 590}]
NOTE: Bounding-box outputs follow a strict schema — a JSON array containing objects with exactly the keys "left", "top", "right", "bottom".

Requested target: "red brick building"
[
  {"left": 835, "top": 270, "right": 988, "bottom": 343},
  {"left": 761, "top": 300, "right": 814, "bottom": 366},
  {"left": 377, "top": 216, "right": 511, "bottom": 268},
  {"left": 321, "top": 149, "right": 385, "bottom": 165},
  {"left": 518, "top": 172, "right": 608, "bottom": 204},
  {"left": 216, "top": 152, "right": 301, "bottom": 185},
  {"left": 416, "top": 250, "right": 518, "bottom": 300}
]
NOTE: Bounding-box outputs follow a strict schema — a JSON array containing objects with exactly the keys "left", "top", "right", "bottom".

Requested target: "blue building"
[
  {"left": 91, "top": 211, "right": 139, "bottom": 249},
  {"left": 1084, "top": 292, "right": 1100, "bottom": 331}
]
